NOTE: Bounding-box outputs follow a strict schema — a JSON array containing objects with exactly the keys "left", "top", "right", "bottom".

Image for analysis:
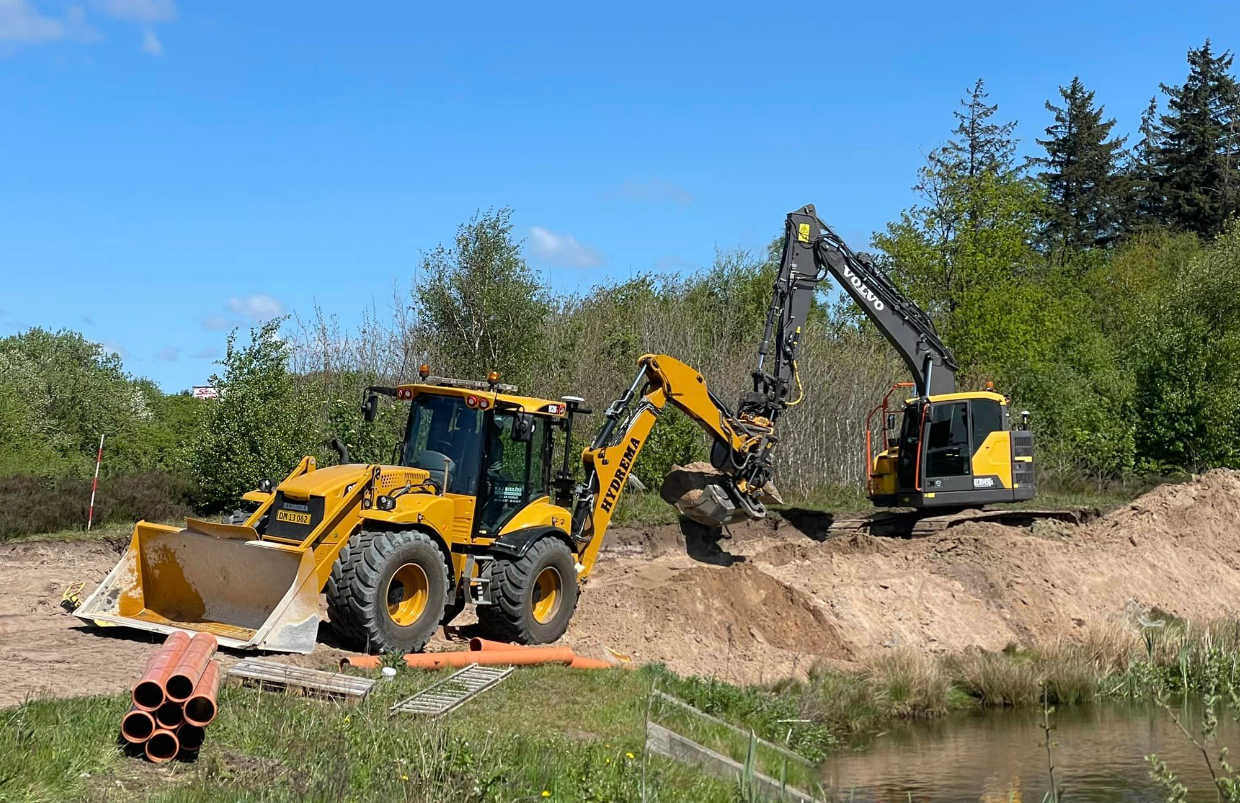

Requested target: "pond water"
[{"left": 821, "top": 698, "right": 1240, "bottom": 802}]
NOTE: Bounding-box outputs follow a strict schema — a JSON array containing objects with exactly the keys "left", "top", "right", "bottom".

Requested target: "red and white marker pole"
[{"left": 87, "top": 433, "right": 105, "bottom": 531}]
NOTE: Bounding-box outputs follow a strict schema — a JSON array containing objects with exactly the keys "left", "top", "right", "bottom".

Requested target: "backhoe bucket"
[{"left": 75, "top": 519, "right": 322, "bottom": 654}]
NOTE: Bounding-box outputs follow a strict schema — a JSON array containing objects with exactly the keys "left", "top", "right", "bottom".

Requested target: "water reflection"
[{"left": 822, "top": 698, "right": 1240, "bottom": 802}]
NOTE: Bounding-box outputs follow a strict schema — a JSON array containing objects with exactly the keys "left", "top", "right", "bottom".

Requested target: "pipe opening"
[
  {"left": 184, "top": 697, "right": 216, "bottom": 727},
  {"left": 120, "top": 709, "right": 155, "bottom": 743},
  {"left": 145, "top": 730, "right": 180, "bottom": 763},
  {"left": 132, "top": 681, "right": 164, "bottom": 711}
]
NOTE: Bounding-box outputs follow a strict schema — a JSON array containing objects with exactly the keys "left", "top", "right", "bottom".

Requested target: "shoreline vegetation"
[{"left": 5, "top": 597, "right": 1239, "bottom": 800}]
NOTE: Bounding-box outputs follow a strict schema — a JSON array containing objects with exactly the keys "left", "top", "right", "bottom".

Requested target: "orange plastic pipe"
[
  {"left": 568, "top": 656, "right": 614, "bottom": 670},
  {"left": 467, "top": 637, "right": 523, "bottom": 652},
  {"left": 155, "top": 700, "right": 184, "bottom": 730},
  {"left": 120, "top": 706, "right": 156, "bottom": 744},
  {"left": 145, "top": 728, "right": 180, "bottom": 763},
  {"left": 132, "top": 632, "right": 191, "bottom": 711},
  {"left": 184, "top": 661, "right": 221, "bottom": 727},
  {"left": 178, "top": 723, "right": 207, "bottom": 754},
  {"left": 341, "top": 655, "right": 382, "bottom": 670},
  {"left": 403, "top": 647, "right": 574, "bottom": 669},
  {"left": 166, "top": 632, "right": 219, "bottom": 702}
]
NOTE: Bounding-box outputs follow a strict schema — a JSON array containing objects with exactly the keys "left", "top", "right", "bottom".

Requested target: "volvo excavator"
[
  {"left": 75, "top": 204, "right": 1034, "bottom": 655},
  {"left": 773, "top": 205, "right": 1036, "bottom": 508}
]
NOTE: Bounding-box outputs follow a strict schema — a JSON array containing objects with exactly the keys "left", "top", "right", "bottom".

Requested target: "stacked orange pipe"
[
  {"left": 121, "top": 632, "right": 223, "bottom": 762},
  {"left": 132, "top": 631, "right": 190, "bottom": 711},
  {"left": 166, "top": 633, "right": 218, "bottom": 702},
  {"left": 184, "top": 661, "right": 221, "bottom": 727}
]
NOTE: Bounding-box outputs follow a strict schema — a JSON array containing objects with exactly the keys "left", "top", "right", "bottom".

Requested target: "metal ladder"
[{"left": 390, "top": 663, "right": 512, "bottom": 718}]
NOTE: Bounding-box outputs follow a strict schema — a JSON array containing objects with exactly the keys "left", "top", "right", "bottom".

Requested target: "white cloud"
[
  {"left": 0, "top": 0, "right": 95, "bottom": 43},
  {"left": 227, "top": 293, "right": 284, "bottom": 322},
  {"left": 96, "top": 0, "right": 174, "bottom": 22},
  {"left": 612, "top": 179, "right": 694, "bottom": 207},
  {"left": 200, "top": 314, "right": 229, "bottom": 332},
  {"left": 139, "top": 27, "right": 160, "bottom": 54},
  {"left": 527, "top": 226, "right": 604, "bottom": 269},
  {"left": 102, "top": 340, "right": 128, "bottom": 359},
  {"left": 153, "top": 345, "right": 180, "bottom": 361},
  {"left": 188, "top": 346, "right": 219, "bottom": 360}
]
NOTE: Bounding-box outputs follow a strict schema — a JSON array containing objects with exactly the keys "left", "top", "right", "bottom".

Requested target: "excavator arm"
[{"left": 753, "top": 204, "right": 958, "bottom": 398}]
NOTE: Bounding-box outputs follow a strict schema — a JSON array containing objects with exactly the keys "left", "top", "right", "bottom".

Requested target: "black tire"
[
  {"left": 325, "top": 529, "right": 449, "bottom": 654},
  {"left": 478, "top": 538, "right": 578, "bottom": 644}
]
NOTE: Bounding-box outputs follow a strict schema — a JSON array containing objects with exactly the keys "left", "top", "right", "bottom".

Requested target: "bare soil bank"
[{"left": 3, "top": 470, "right": 1237, "bottom": 704}]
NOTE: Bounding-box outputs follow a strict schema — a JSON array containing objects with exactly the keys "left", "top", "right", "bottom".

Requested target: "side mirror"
[
  {"left": 885, "top": 412, "right": 897, "bottom": 431},
  {"left": 361, "top": 394, "right": 379, "bottom": 423},
  {"left": 511, "top": 413, "right": 535, "bottom": 443}
]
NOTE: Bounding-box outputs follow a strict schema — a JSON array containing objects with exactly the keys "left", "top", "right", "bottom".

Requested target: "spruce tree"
[
  {"left": 1125, "top": 96, "right": 1166, "bottom": 229},
  {"left": 1155, "top": 40, "right": 1240, "bottom": 238},
  {"left": 1031, "top": 76, "right": 1128, "bottom": 252}
]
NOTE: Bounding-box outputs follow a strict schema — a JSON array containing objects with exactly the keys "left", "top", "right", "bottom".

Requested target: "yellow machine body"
[{"left": 867, "top": 390, "right": 1035, "bottom": 509}]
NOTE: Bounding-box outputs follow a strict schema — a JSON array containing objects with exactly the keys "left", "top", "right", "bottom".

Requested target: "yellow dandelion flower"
[
  {"left": 626, "top": 752, "right": 635, "bottom": 759},
  {"left": 541, "top": 792, "right": 551, "bottom": 798}
]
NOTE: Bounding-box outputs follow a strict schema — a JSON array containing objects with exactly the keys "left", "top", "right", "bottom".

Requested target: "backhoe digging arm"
[{"left": 571, "top": 354, "right": 771, "bottom": 575}]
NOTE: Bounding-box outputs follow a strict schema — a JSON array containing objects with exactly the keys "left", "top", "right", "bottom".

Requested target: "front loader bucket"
[{"left": 75, "top": 519, "right": 322, "bottom": 654}]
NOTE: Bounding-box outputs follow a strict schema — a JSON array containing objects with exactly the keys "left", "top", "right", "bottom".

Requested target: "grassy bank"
[{"left": 5, "top": 614, "right": 1240, "bottom": 802}]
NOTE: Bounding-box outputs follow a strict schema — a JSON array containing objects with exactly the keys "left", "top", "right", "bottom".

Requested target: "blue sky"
[{"left": 3, "top": 1, "right": 1238, "bottom": 391}]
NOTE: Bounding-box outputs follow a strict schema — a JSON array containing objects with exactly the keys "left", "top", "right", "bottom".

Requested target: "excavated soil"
[{"left": 5, "top": 470, "right": 1240, "bottom": 705}]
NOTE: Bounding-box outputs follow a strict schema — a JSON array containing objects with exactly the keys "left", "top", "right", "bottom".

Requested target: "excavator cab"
[{"left": 868, "top": 386, "right": 1035, "bottom": 508}]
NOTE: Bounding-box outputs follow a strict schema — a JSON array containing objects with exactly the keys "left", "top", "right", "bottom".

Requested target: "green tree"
[
  {"left": 0, "top": 328, "right": 150, "bottom": 475},
  {"left": 1125, "top": 96, "right": 1167, "bottom": 231},
  {"left": 1154, "top": 40, "right": 1240, "bottom": 238},
  {"left": 1031, "top": 76, "right": 1128, "bottom": 254},
  {"left": 413, "top": 208, "right": 550, "bottom": 384},
  {"left": 191, "top": 319, "right": 321, "bottom": 509},
  {"left": 873, "top": 81, "right": 1043, "bottom": 378}
]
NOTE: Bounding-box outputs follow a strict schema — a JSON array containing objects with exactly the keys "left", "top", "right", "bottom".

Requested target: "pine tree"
[
  {"left": 1155, "top": 40, "right": 1240, "bottom": 238},
  {"left": 1030, "top": 77, "right": 1128, "bottom": 253},
  {"left": 916, "top": 79, "right": 1020, "bottom": 238},
  {"left": 1126, "top": 96, "right": 1166, "bottom": 229}
]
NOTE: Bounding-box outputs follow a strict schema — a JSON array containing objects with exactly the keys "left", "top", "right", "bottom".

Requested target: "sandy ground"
[{"left": 5, "top": 470, "right": 1240, "bottom": 706}]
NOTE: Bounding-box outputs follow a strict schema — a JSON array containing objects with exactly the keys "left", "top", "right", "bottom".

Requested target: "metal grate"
[
  {"left": 228, "top": 659, "right": 375, "bottom": 700},
  {"left": 390, "top": 664, "right": 512, "bottom": 718}
]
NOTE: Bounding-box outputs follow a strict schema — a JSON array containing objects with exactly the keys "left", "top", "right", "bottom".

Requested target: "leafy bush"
[{"left": 0, "top": 472, "right": 195, "bottom": 540}]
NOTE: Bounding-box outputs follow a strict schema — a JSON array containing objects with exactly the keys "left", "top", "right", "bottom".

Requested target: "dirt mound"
[{"left": 1089, "top": 470, "right": 1240, "bottom": 544}]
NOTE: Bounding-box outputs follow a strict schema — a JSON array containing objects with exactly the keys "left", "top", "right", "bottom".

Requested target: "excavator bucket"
[{"left": 75, "top": 519, "right": 322, "bottom": 654}]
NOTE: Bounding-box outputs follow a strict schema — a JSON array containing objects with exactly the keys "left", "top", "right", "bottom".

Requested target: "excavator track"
[{"left": 820, "top": 507, "right": 1098, "bottom": 539}]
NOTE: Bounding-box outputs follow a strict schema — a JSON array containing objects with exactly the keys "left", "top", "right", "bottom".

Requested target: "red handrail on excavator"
[{"left": 864, "top": 382, "right": 915, "bottom": 488}]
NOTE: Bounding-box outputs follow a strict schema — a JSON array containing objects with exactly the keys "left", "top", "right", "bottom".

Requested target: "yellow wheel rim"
[
  {"left": 387, "top": 563, "right": 429, "bottom": 627},
  {"left": 531, "top": 566, "right": 562, "bottom": 625}
]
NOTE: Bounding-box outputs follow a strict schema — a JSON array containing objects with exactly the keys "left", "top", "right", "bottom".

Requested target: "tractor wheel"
[
  {"left": 478, "top": 538, "right": 578, "bottom": 644},
  {"left": 326, "top": 529, "right": 449, "bottom": 654}
]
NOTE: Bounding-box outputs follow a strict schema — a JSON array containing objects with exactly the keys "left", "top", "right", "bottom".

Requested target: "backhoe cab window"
[
  {"left": 477, "top": 411, "right": 550, "bottom": 535},
  {"left": 401, "top": 394, "right": 483, "bottom": 495}
]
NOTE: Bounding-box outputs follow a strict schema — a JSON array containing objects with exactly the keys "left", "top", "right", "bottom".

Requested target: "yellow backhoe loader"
[{"left": 74, "top": 203, "right": 827, "bottom": 654}]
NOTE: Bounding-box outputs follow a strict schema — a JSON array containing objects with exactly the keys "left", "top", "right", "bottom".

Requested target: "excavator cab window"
[
  {"left": 925, "top": 402, "right": 970, "bottom": 478},
  {"left": 477, "top": 410, "right": 550, "bottom": 535},
  {"left": 970, "top": 398, "right": 1004, "bottom": 454}
]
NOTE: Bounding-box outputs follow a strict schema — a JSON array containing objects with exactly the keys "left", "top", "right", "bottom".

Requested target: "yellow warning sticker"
[{"left": 797, "top": 223, "right": 811, "bottom": 242}]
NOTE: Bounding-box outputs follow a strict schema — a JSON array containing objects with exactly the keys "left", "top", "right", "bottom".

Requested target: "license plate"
[{"left": 276, "top": 509, "right": 312, "bottom": 525}]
